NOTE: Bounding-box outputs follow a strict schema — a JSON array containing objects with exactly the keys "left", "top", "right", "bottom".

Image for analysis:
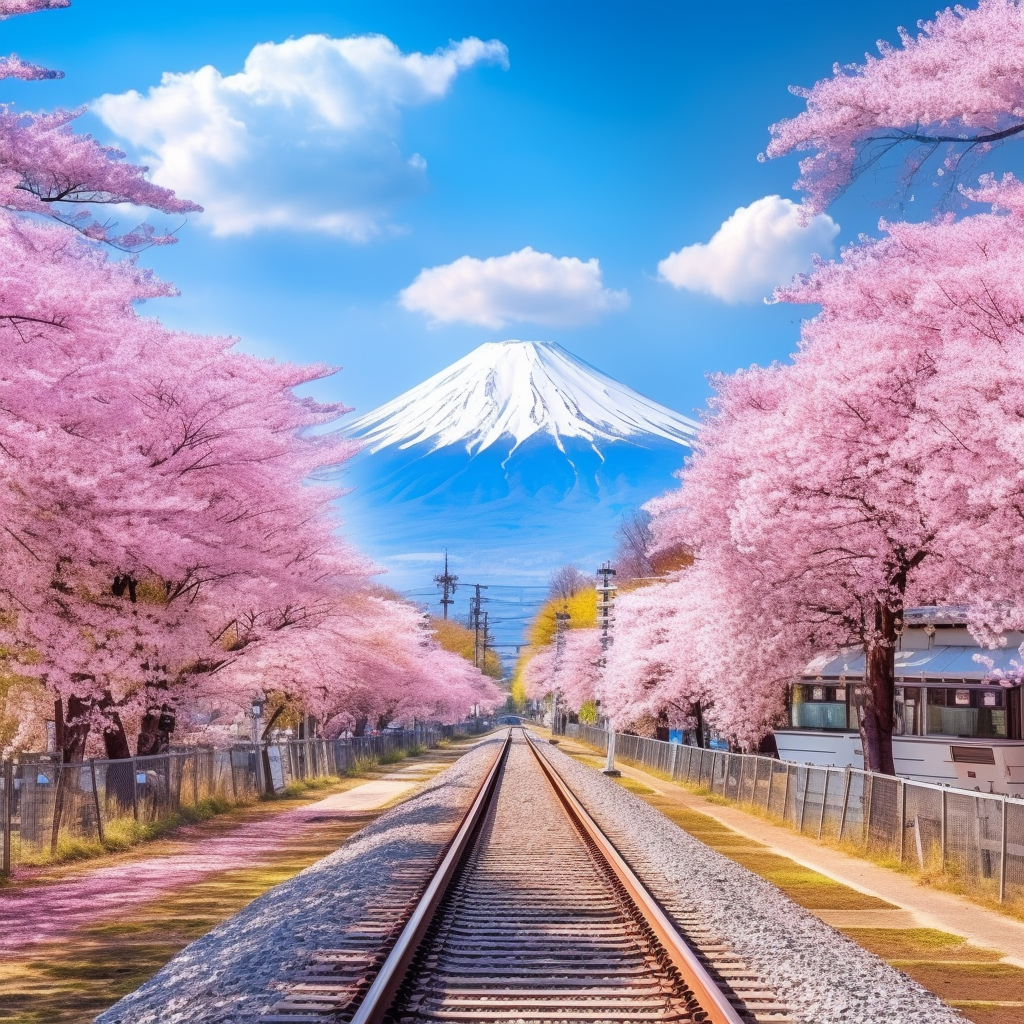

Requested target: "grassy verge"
[
  {"left": 0, "top": 744, "right": 471, "bottom": 1024},
  {"left": 570, "top": 739, "right": 1024, "bottom": 921},
  {"left": 7, "top": 736, "right": 455, "bottom": 875},
  {"left": 17, "top": 796, "right": 240, "bottom": 868}
]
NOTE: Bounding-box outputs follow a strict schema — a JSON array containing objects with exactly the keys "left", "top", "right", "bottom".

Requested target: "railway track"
[{"left": 265, "top": 729, "right": 788, "bottom": 1024}]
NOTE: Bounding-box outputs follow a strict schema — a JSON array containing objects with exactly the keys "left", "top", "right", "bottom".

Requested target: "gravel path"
[
  {"left": 535, "top": 736, "right": 965, "bottom": 1024},
  {"left": 93, "top": 736, "right": 502, "bottom": 1024}
]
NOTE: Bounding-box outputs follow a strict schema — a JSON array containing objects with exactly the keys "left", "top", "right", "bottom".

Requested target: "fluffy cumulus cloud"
[
  {"left": 399, "top": 247, "right": 630, "bottom": 329},
  {"left": 93, "top": 34, "right": 508, "bottom": 239},
  {"left": 657, "top": 195, "right": 839, "bottom": 303}
]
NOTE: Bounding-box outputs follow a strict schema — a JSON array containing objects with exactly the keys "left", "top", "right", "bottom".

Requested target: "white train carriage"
[{"left": 773, "top": 608, "right": 1024, "bottom": 796}]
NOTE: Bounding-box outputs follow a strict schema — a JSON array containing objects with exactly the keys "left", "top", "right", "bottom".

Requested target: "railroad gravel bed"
[
  {"left": 93, "top": 736, "right": 503, "bottom": 1024},
  {"left": 538, "top": 737, "right": 965, "bottom": 1024}
]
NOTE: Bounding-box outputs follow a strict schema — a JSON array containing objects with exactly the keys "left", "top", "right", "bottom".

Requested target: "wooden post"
[
  {"left": 1, "top": 760, "right": 12, "bottom": 877},
  {"left": 89, "top": 760, "right": 105, "bottom": 845},
  {"left": 999, "top": 796, "right": 1008, "bottom": 903},
  {"left": 191, "top": 751, "right": 199, "bottom": 806}
]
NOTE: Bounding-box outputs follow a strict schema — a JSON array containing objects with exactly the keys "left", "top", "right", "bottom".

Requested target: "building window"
[
  {"left": 926, "top": 686, "right": 1007, "bottom": 739},
  {"left": 791, "top": 683, "right": 849, "bottom": 730}
]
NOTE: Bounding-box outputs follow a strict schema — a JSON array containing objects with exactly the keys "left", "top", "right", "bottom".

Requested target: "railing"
[
  {"left": 566, "top": 724, "right": 1024, "bottom": 905},
  {"left": 0, "top": 721, "right": 490, "bottom": 876}
]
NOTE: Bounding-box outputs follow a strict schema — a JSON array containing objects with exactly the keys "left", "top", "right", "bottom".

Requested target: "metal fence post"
[
  {"left": 1, "top": 760, "right": 12, "bottom": 877},
  {"left": 765, "top": 761, "right": 774, "bottom": 814},
  {"left": 798, "top": 768, "right": 810, "bottom": 833},
  {"left": 130, "top": 757, "right": 140, "bottom": 821},
  {"left": 817, "top": 769, "right": 828, "bottom": 839},
  {"left": 783, "top": 763, "right": 793, "bottom": 824},
  {"left": 670, "top": 741, "right": 678, "bottom": 780},
  {"left": 999, "top": 796, "right": 1008, "bottom": 903},
  {"left": 89, "top": 759, "right": 105, "bottom": 845},
  {"left": 941, "top": 788, "right": 948, "bottom": 873},
  {"left": 899, "top": 779, "right": 907, "bottom": 865},
  {"left": 837, "top": 769, "right": 851, "bottom": 842}
]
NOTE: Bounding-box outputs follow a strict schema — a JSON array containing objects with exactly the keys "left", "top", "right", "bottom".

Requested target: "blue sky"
[{"left": 4, "top": 0, "right": 954, "bottom": 421}]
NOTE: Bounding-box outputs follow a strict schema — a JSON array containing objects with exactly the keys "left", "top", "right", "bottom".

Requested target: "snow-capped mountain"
[
  {"left": 338, "top": 341, "right": 697, "bottom": 650},
  {"left": 347, "top": 340, "right": 698, "bottom": 456}
]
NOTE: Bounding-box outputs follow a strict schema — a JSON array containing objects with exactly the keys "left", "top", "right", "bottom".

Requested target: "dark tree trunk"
[
  {"left": 353, "top": 716, "right": 368, "bottom": 738},
  {"left": 692, "top": 701, "right": 706, "bottom": 749},
  {"left": 137, "top": 706, "right": 175, "bottom": 756},
  {"left": 51, "top": 695, "right": 93, "bottom": 855},
  {"left": 99, "top": 697, "right": 132, "bottom": 761},
  {"left": 857, "top": 599, "right": 899, "bottom": 776},
  {"left": 55, "top": 695, "right": 92, "bottom": 763},
  {"left": 99, "top": 700, "right": 135, "bottom": 810}
]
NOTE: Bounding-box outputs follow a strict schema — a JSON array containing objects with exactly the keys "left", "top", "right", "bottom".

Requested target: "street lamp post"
[
  {"left": 553, "top": 608, "right": 571, "bottom": 736},
  {"left": 250, "top": 697, "right": 266, "bottom": 794}
]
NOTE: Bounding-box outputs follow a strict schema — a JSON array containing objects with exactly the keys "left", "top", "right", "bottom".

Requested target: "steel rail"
[
  {"left": 348, "top": 728, "right": 513, "bottom": 1024},
  {"left": 522, "top": 729, "right": 747, "bottom": 1024}
]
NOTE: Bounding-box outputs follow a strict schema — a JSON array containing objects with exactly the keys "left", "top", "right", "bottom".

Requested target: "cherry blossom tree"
[
  {"left": 765, "top": 0, "right": 1024, "bottom": 212},
  {"left": 0, "top": 2, "right": 485, "bottom": 764}
]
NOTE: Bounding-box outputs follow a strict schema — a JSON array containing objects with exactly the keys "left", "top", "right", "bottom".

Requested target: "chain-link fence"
[
  {"left": 566, "top": 723, "right": 1024, "bottom": 905},
  {"left": 0, "top": 721, "right": 490, "bottom": 876}
]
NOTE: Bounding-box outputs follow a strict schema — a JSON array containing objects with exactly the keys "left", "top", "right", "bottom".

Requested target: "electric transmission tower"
[{"left": 433, "top": 550, "right": 458, "bottom": 620}]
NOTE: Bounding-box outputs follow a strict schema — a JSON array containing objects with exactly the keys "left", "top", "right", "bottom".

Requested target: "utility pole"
[
  {"left": 481, "top": 611, "right": 493, "bottom": 673},
  {"left": 433, "top": 550, "right": 458, "bottom": 620},
  {"left": 552, "top": 607, "right": 570, "bottom": 735},
  {"left": 596, "top": 562, "right": 620, "bottom": 775},
  {"left": 470, "top": 583, "right": 489, "bottom": 667}
]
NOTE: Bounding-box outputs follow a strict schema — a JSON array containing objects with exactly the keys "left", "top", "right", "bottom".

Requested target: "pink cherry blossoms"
[
  {"left": 0, "top": 3, "right": 500, "bottom": 759},
  {"left": 766, "top": 0, "right": 1024, "bottom": 211}
]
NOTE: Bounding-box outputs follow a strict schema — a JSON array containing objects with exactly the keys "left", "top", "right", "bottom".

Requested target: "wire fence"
[
  {"left": 0, "top": 721, "right": 489, "bottom": 876},
  {"left": 566, "top": 723, "right": 1024, "bottom": 905}
]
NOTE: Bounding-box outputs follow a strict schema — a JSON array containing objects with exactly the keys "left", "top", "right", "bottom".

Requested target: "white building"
[{"left": 773, "top": 608, "right": 1024, "bottom": 796}]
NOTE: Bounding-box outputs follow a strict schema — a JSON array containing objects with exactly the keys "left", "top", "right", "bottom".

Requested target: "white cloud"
[
  {"left": 399, "top": 247, "right": 630, "bottom": 329},
  {"left": 93, "top": 34, "right": 508, "bottom": 239},
  {"left": 657, "top": 195, "right": 839, "bottom": 303}
]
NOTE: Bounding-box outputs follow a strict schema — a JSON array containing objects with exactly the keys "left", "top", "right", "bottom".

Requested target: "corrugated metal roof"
[{"left": 803, "top": 644, "right": 1022, "bottom": 681}]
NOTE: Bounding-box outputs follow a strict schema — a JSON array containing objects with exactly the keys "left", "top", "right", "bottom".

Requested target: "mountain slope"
[
  {"left": 346, "top": 340, "right": 698, "bottom": 456},
  {"left": 338, "top": 341, "right": 696, "bottom": 648}
]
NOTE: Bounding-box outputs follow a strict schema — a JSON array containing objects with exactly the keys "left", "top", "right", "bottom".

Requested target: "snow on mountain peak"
[{"left": 347, "top": 340, "right": 698, "bottom": 455}]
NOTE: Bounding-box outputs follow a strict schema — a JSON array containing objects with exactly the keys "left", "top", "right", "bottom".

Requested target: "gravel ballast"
[
  {"left": 536, "top": 737, "right": 965, "bottom": 1024},
  {"left": 93, "top": 736, "right": 503, "bottom": 1024},
  {"left": 96, "top": 730, "right": 965, "bottom": 1024}
]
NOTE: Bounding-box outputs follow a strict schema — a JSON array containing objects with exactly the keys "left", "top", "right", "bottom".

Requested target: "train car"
[{"left": 773, "top": 607, "right": 1024, "bottom": 796}]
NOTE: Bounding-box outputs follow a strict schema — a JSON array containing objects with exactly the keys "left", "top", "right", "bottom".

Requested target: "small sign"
[
  {"left": 811, "top": 686, "right": 824, "bottom": 701},
  {"left": 955, "top": 690, "right": 971, "bottom": 706},
  {"left": 835, "top": 687, "right": 847, "bottom": 702},
  {"left": 983, "top": 691, "right": 998, "bottom": 707}
]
